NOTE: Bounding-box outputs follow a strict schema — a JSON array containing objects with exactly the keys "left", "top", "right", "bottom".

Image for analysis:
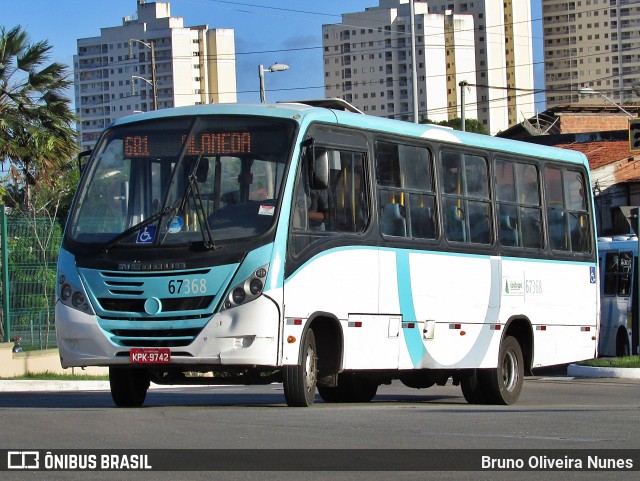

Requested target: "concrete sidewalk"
[
  {"left": 566, "top": 364, "right": 640, "bottom": 379},
  {"left": 0, "top": 380, "right": 197, "bottom": 392}
]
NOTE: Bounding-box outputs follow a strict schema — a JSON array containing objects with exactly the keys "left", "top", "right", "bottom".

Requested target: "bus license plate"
[{"left": 129, "top": 348, "right": 171, "bottom": 364}]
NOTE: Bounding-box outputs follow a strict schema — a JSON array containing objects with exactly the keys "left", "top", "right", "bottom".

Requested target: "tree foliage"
[
  {"left": 0, "top": 25, "right": 78, "bottom": 214},
  {"left": 420, "top": 117, "right": 488, "bottom": 135}
]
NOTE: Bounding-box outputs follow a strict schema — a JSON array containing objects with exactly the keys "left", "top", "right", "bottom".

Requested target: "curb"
[
  {"left": 0, "top": 381, "right": 195, "bottom": 392},
  {"left": 567, "top": 364, "right": 640, "bottom": 379}
]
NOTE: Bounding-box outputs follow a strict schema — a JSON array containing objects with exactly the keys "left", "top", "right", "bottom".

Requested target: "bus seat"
[
  {"left": 380, "top": 203, "right": 407, "bottom": 237},
  {"left": 521, "top": 213, "right": 542, "bottom": 248},
  {"left": 499, "top": 214, "right": 519, "bottom": 246},
  {"left": 469, "top": 212, "right": 491, "bottom": 244},
  {"left": 411, "top": 207, "right": 435, "bottom": 239},
  {"left": 548, "top": 210, "right": 567, "bottom": 250},
  {"left": 445, "top": 205, "right": 466, "bottom": 242}
]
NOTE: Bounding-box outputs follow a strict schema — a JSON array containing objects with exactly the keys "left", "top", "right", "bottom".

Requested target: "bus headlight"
[
  {"left": 58, "top": 274, "right": 95, "bottom": 315},
  {"left": 222, "top": 264, "right": 269, "bottom": 310}
]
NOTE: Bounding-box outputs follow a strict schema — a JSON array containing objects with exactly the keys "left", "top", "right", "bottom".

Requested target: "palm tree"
[{"left": 0, "top": 25, "right": 77, "bottom": 213}]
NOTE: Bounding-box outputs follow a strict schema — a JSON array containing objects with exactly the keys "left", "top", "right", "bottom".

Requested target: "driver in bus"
[{"left": 308, "top": 188, "right": 328, "bottom": 230}]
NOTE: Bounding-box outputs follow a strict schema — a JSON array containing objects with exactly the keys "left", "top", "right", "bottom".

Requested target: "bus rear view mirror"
[
  {"left": 311, "top": 147, "right": 329, "bottom": 189},
  {"left": 77, "top": 149, "right": 92, "bottom": 174}
]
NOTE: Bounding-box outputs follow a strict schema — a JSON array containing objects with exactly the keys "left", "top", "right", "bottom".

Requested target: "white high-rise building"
[
  {"left": 426, "top": 0, "right": 535, "bottom": 133},
  {"left": 543, "top": 0, "right": 640, "bottom": 107},
  {"left": 74, "top": 1, "right": 237, "bottom": 151},
  {"left": 323, "top": 0, "right": 535, "bottom": 135}
]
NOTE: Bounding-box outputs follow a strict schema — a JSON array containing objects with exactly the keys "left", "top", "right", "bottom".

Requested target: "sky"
[{"left": 2, "top": 0, "right": 544, "bottom": 108}]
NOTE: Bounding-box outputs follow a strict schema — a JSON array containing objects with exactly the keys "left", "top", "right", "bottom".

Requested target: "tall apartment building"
[
  {"left": 323, "top": 0, "right": 535, "bottom": 135},
  {"left": 426, "top": 0, "right": 535, "bottom": 134},
  {"left": 543, "top": 0, "right": 640, "bottom": 108},
  {"left": 75, "top": 0, "right": 237, "bottom": 151}
]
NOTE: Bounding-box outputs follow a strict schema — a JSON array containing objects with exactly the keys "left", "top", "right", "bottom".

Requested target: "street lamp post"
[
  {"left": 578, "top": 87, "right": 634, "bottom": 118},
  {"left": 130, "top": 38, "right": 157, "bottom": 110},
  {"left": 258, "top": 63, "right": 289, "bottom": 103}
]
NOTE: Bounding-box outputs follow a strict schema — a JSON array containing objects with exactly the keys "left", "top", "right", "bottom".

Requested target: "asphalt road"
[{"left": 0, "top": 374, "right": 638, "bottom": 481}]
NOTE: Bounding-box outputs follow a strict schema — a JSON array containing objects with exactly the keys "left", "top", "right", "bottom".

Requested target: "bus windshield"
[{"left": 68, "top": 116, "right": 295, "bottom": 246}]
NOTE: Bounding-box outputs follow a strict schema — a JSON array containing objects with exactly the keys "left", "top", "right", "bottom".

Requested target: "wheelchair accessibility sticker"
[
  {"left": 136, "top": 225, "right": 156, "bottom": 244},
  {"left": 590, "top": 266, "right": 596, "bottom": 284}
]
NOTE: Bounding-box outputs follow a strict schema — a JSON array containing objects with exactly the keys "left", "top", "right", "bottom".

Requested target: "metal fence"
[{"left": 0, "top": 206, "right": 63, "bottom": 349}]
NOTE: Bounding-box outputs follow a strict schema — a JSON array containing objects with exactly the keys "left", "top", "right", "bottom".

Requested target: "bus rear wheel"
[
  {"left": 109, "top": 367, "right": 150, "bottom": 408},
  {"left": 480, "top": 336, "right": 524, "bottom": 405},
  {"left": 460, "top": 370, "right": 489, "bottom": 404},
  {"left": 317, "top": 373, "right": 378, "bottom": 403},
  {"left": 283, "top": 329, "right": 317, "bottom": 407}
]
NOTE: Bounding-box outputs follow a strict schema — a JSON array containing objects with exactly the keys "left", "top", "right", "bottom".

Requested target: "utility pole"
[
  {"left": 130, "top": 38, "right": 157, "bottom": 110},
  {"left": 410, "top": 0, "right": 419, "bottom": 123},
  {"left": 459, "top": 80, "right": 468, "bottom": 132}
]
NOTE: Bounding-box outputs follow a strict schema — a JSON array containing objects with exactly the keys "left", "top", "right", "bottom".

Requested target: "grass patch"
[
  {"left": 0, "top": 371, "right": 108, "bottom": 381},
  {"left": 578, "top": 355, "right": 640, "bottom": 369}
]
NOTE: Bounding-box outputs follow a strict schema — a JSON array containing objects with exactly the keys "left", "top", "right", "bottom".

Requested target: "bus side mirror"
[
  {"left": 77, "top": 150, "right": 92, "bottom": 174},
  {"left": 311, "top": 147, "right": 329, "bottom": 189}
]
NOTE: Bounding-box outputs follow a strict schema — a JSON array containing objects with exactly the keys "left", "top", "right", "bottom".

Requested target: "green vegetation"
[
  {"left": 1, "top": 25, "right": 79, "bottom": 347},
  {"left": 578, "top": 356, "right": 640, "bottom": 369},
  {"left": 0, "top": 371, "right": 108, "bottom": 381},
  {"left": 420, "top": 117, "right": 488, "bottom": 135},
  {"left": 0, "top": 25, "right": 78, "bottom": 214}
]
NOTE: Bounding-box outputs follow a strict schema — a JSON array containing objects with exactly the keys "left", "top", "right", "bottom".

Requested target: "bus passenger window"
[
  {"left": 375, "top": 140, "right": 436, "bottom": 240},
  {"left": 603, "top": 252, "right": 619, "bottom": 296},
  {"left": 544, "top": 167, "right": 591, "bottom": 253},
  {"left": 618, "top": 251, "right": 633, "bottom": 296},
  {"left": 440, "top": 150, "right": 491, "bottom": 244}
]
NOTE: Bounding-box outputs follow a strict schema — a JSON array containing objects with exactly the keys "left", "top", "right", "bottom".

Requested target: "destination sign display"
[{"left": 123, "top": 131, "right": 252, "bottom": 158}]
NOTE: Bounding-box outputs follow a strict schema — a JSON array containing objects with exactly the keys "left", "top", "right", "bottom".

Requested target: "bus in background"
[
  {"left": 55, "top": 101, "right": 599, "bottom": 408},
  {"left": 597, "top": 236, "right": 636, "bottom": 357}
]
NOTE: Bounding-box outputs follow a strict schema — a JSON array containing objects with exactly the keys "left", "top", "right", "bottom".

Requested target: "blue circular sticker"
[{"left": 168, "top": 216, "right": 184, "bottom": 234}]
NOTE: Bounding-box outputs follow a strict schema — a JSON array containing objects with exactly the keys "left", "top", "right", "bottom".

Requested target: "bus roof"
[{"left": 111, "top": 102, "right": 589, "bottom": 167}]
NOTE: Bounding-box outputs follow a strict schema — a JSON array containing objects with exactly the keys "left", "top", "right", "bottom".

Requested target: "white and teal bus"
[
  {"left": 597, "top": 236, "right": 636, "bottom": 357},
  {"left": 56, "top": 101, "right": 599, "bottom": 407}
]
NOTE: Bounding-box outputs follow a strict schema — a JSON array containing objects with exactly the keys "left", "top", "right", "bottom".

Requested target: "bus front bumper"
[{"left": 55, "top": 296, "right": 281, "bottom": 369}]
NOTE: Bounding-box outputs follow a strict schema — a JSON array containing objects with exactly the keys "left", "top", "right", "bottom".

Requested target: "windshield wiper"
[
  {"left": 158, "top": 153, "right": 218, "bottom": 250},
  {"left": 100, "top": 205, "right": 176, "bottom": 253}
]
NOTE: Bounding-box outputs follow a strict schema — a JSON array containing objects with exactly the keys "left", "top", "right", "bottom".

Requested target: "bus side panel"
[
  {"left": 501, "top": 258, "right": 598, "bottom": 366},
  {"left": 382, "top": 249, "right": 503, "bottom": 370},
  {"left": 282, "top": 247, "right": 379, "bottom": 366},
  {"left": 598, "top": 295, "right": 629, "bottom": 356}
]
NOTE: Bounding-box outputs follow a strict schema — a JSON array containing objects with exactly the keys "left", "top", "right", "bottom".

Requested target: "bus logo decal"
[{"left": 503, "top": 277, "right": 525, "bottom": 296}]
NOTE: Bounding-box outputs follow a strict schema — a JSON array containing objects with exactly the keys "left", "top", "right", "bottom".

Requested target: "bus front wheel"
[
  {"left": 283, "top": 329, "right": 317, "bottom": 407},
  {"left": 109, "top": 367, "right": 150, "bottom": 408},
  {"left": 481, "top": 336, "right": 524, "bottom": 405}
]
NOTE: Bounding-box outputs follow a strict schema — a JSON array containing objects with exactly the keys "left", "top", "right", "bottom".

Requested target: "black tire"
[
  {"left": 480, "top": 336, "right": 524, "bottom": 405},
  {"left": 283, "top": 329, "right": 317, "bottom": 407},
  {"left": 318, "top": 373, "right": 378, "bottom": 403},
  {"left": 109, "top": 367, "right": 150, "bottom": 408},
  {"left": 460, "top": 369, "right": 489, "bottom": 404},
  {"left": 616, "top": 330, "right": 630, "bottom": 357}
]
